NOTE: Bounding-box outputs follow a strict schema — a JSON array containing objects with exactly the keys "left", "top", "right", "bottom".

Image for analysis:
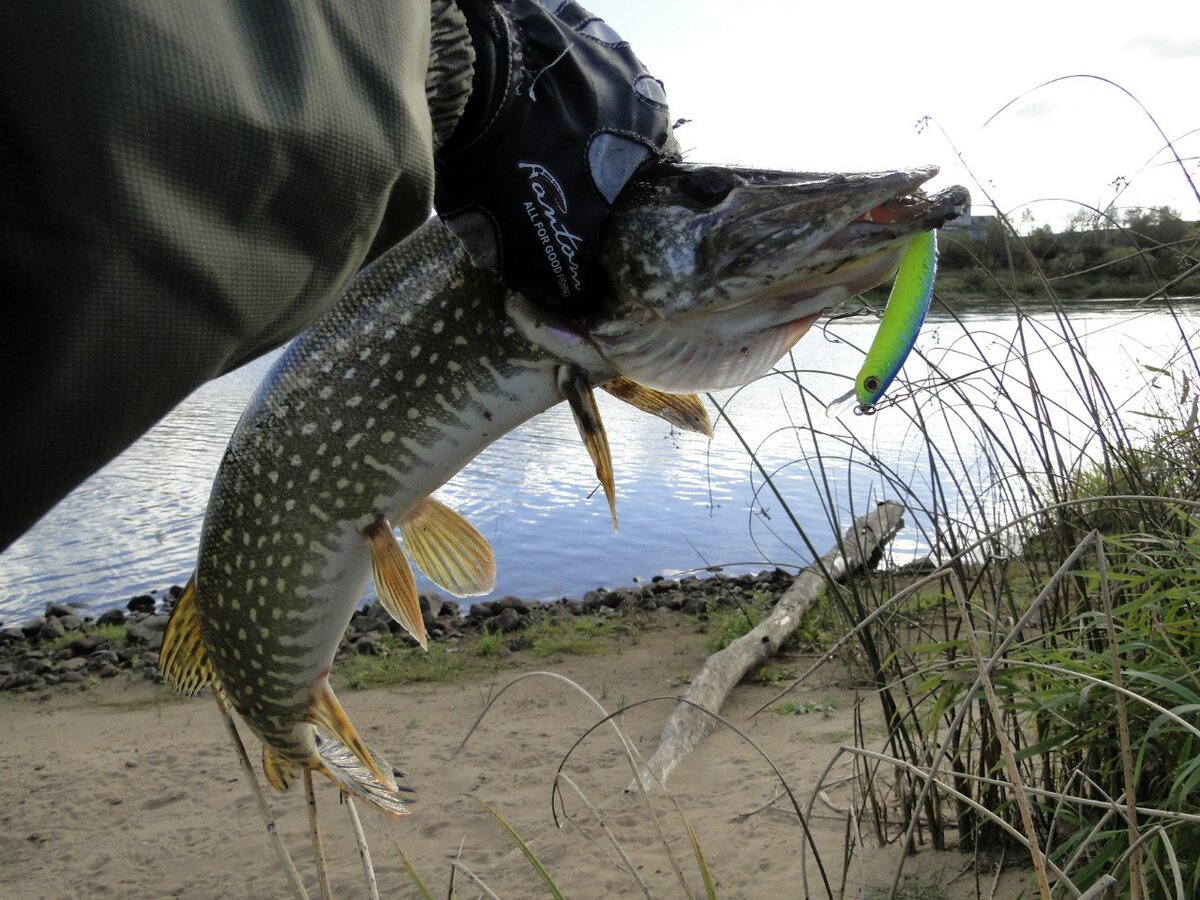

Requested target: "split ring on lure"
[{"left": 826, "top": 230, "right": 938, "bottom": 416}]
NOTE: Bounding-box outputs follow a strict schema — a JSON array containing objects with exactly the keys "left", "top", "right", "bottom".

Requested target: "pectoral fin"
[
  {"left": 558, "top": 366, "right": 617, "bottom": 531},
  {"left": 601, "top": 377, "right": 713, "bottom": 437},
  {"left": 159, "top": 575, "right": 216, "bottom": 696},
  {"left": 399, "top": 498, "right": 496, "bottom": 597},
  {"left": 365, "top": 517, "right": 428, "bottom": 649},
  {"left": 262, "top": 745, "right": 300, "bottom": 793}
]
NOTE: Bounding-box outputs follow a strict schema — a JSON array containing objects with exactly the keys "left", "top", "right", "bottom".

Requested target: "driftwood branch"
[{"left": 629, "top": 501, "right": 906, "bottom": 793}]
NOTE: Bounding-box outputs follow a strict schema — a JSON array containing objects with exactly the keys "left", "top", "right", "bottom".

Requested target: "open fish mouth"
[{"left": 590, "top": 163, "right": 970, "bottom": 392}]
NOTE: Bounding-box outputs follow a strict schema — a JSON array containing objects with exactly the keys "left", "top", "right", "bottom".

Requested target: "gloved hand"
[{"left": 435, "top": 0, "right": 680, "bottom": 315}]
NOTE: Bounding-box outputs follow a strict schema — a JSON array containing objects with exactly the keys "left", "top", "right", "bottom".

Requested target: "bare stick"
[
  {"left": 630, "top": 501, "right": 905, "bottom": 791},
  {"left": 213, "top": 690, "right": 310, "bottom": 900},
  {"left": 345, "top": 798, "right": 380, "bottom": 900},
  {"left": 304, "top": 770, "right": 333, "bottom": 900}
]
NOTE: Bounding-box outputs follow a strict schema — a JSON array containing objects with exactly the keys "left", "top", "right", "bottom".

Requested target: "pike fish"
[{"left": 161, "top": 161, "right": 968, "bottom": 816}]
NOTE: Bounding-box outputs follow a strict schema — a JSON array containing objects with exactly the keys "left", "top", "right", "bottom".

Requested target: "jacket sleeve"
[{"left": 0, "top": 0, "right": 473, "bottom": 548}]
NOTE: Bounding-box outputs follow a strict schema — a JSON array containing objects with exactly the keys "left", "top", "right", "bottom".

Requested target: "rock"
[
  {"left": 88, "top": 650, "right": 120, "bottom": 669},
  {"left": 354, "top": 633, "right": 380, "bottom": 655},
  {"left": 21, "top": 618, "right": 45, "bottom": 639},
  {"left": 419, "top": 593, "right": 445, "bottom": 620},
  {"left": 681, "top": 595, "right": 709, "bottom": 616},
  {"left": 61, "top": 657, "right": 88, "bottom": 672},
  {"left": 495, "top": 608, "right": 524, "bottom": 633},
  {"left": 142, "top": 666, "right": 162, "bottom": 682},
  {"left": 58, "top": 614, "right": 83, "bottom": 633},
  {"left": 45, "top": 603, "right": 77, "bottom": 619},
  {"left": 657, "top": 590, "right": 686, "bottom": 612},
  {"left": 0, "top": 628, "right": 23, "bottom": 645},
  {"left": 495, "top": 596, "right": 529, "bottom": 614},
  {"left": 94, "top": 662, "right": 121, "bottom": 679},
  {"left": 1, "top": 672, "right": 37, "bottom": 691},
  {"left": 595, "top": 606, "right": 616, "bottom": 619},
  {"left": 468, "top": 601, "right": 496, "bottom": 620},
  {"left": 37, "top": 617, "right": 66, "bottom": 642},
  {"left": 507, "top": 636, "right": 534, "bottom": 652},
  {"left": 125, "top": 615, "right": 170, "bottom": 650},
  {"left": 96, "top": 608, "right": 126, "bottom": 627},
  {"left": 651, "top": 579, "right": 679, "bottom": 595},
  {"left": 126, "top": 595, "right": 156, "bottom": 614},
  {"left": 168, "top": 584, "right": 186, "bottom": 599},
  {"left": 59, "top": 671, "right": 85, "bottom": 684},
  {"left": 67, "top": 634, "right": 110, "bottom": 657}
]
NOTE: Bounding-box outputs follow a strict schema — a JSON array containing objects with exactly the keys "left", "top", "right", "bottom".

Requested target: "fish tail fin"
[
  {"left": 159, "top": 575, "right": 217, "bottom": 695},
  {"left": 315, "top": 735, "right": 416, "bottom": 818}
]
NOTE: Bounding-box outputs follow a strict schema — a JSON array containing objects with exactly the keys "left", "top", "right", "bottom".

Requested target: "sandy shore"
[{"left": 0, "top": 613, "right": 1032, "bottom": 898}]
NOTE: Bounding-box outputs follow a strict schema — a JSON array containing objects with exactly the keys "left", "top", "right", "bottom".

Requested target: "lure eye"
[
  {"left": 680, "top": 168, "right": 737, "bottom": 208},
  {"left": 863, "top": 375, "right": 881, "bottom": 394}
]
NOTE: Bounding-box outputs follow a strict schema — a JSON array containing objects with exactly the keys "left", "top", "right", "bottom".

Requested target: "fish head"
[{"left": 587, "top": 162, "right": 969, "bottom": 391}]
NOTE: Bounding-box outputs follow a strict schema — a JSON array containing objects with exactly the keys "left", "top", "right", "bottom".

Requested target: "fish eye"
[
  {"left": 680, "top": 168, "right": 736, "bottom": 207},
  {"left": 863, "top": 375, "right": 881, "bottom": 394}
]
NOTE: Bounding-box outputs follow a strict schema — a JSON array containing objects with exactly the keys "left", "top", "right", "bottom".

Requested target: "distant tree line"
[{"left": 934, "top": 207, "right": 1199, "bottom": 300}]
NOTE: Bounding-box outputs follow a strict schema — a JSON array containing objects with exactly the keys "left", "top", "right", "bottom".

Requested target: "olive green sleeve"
[{"left": 0, "top": 0, "right": 474, "bottom": 548}]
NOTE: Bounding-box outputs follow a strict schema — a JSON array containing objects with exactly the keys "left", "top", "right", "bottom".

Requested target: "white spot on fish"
[
  {"left": 380, "top": 431, "right": 395, "bottom": 444},
  {"left": 346, "top": 395, "right": 362, "bottom": 407},
  {"left": 331, "top": 419, "right": 343, "bottom": 433},
  {"left": 308, "top": 504, "right": 329, "bottom": 522},
  {"left": 222, "top": 529, "right": 233, "bottom": 544},
  {"left": 238, "top": 628, "right": 247, "bottom": 640},
  {"left": 289, "top": 454, "right": 302, "bottom": 467},
  {"left": 253, "top": 493, "right": 263, "bottom": 508},
  {"left": 343, "top": 367, "right": 357, "bottom": 380},
  {"left": 281, "top": 555, "right": 292, "bottom": 568},
  {"left": 308, "top": 468, "right": 321, "bottom": 483},
  {"left": 448, "top": 361, "right": 463, "bottom": 373},
  {"left": 359, "top": 347, "right": 371, "bottom": 361},
  {"left": 301, "top": 422, "right": 317, "bottom": 436},
  {"left": 384, "top": 327, "right": 396, "bottom": 339},
  {"left": 346, "top": 433, "right": 363, "bottom": 449},
  {"left": 410, "top": 345, "right": 422, "bottom": 359},
  {"left": 301, "top": 563, "right": 314, "bottom": 576},
  {"left": 432, "top": 320, "right": 444, "bottom": 334},
  {"left": 363, "top": 454, "right": 404, "bottom": 483},
  {"left": 407, "top": 408, "right": 419, "bottom": 420},
  {"left": 285, "top": 499, "right": 296, "bottom": 512},
  {"left": 268, "top": 471, "right": 279, "bottom": 483},
  {"left": 454, "top": 336, "right": 468, "bottom": 346},
  {"left": 378, "top": 352, "right": 391, "bottom": 366},
  {"left": 415, "top": 374, "right": 427, "bottom": 387},
  {"left": 429, "top": 353, "right": 439, "bottom": 364},
  {"left": 319, "top": 386, "right": 334, "bottom": 400}
]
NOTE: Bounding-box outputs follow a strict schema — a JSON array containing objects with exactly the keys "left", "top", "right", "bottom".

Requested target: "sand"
[{"left": 0, "top": 615, "right": 1033, "bottom": 898}]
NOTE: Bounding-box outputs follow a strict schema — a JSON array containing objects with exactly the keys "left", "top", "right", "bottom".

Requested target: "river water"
[{"left": 1, "top": 298, "right": 1194, "bottom": 623}]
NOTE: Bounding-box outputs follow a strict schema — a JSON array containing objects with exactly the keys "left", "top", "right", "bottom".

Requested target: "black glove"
[{"left": 435, "top": 0, "right": 680, "bottom": 314}]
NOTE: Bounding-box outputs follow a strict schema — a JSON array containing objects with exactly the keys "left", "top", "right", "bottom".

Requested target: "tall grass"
[{"left": 722, "top": 89, "right": 1200, "bottom": 898}]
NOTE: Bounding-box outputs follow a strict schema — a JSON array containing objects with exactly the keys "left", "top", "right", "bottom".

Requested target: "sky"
[{"left": 587, "top": 0, "right": 1199, "bottom": 230}]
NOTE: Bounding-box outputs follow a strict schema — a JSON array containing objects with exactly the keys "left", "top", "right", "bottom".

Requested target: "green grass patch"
[
  {"left": 42, "top": 623, "right": 128, "bottom": 652},
  {"left": 336, "top": 643, "right": 464, "bottom": 691},
  {"left": 525, "top": 614, "right": 618, "bottom": 657}
]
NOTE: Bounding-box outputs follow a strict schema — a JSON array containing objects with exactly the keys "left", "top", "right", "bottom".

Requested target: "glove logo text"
[{"left": 518, "top": 161, "right": 584, "bottom": 300}]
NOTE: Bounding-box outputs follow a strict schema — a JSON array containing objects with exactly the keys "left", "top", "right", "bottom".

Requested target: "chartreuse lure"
[{"left": 827, "top": 230, "right": 938, "bottom": 416}]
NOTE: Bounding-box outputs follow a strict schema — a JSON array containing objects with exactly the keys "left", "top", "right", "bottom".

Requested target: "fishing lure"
[{"left": 826, "top": 230, "right": 938, "bottom": 416}]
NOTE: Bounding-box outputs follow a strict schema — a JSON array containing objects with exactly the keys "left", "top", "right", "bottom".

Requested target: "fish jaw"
[{"left": 588, "top": 163, "right": 969, "bottom": 392}]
